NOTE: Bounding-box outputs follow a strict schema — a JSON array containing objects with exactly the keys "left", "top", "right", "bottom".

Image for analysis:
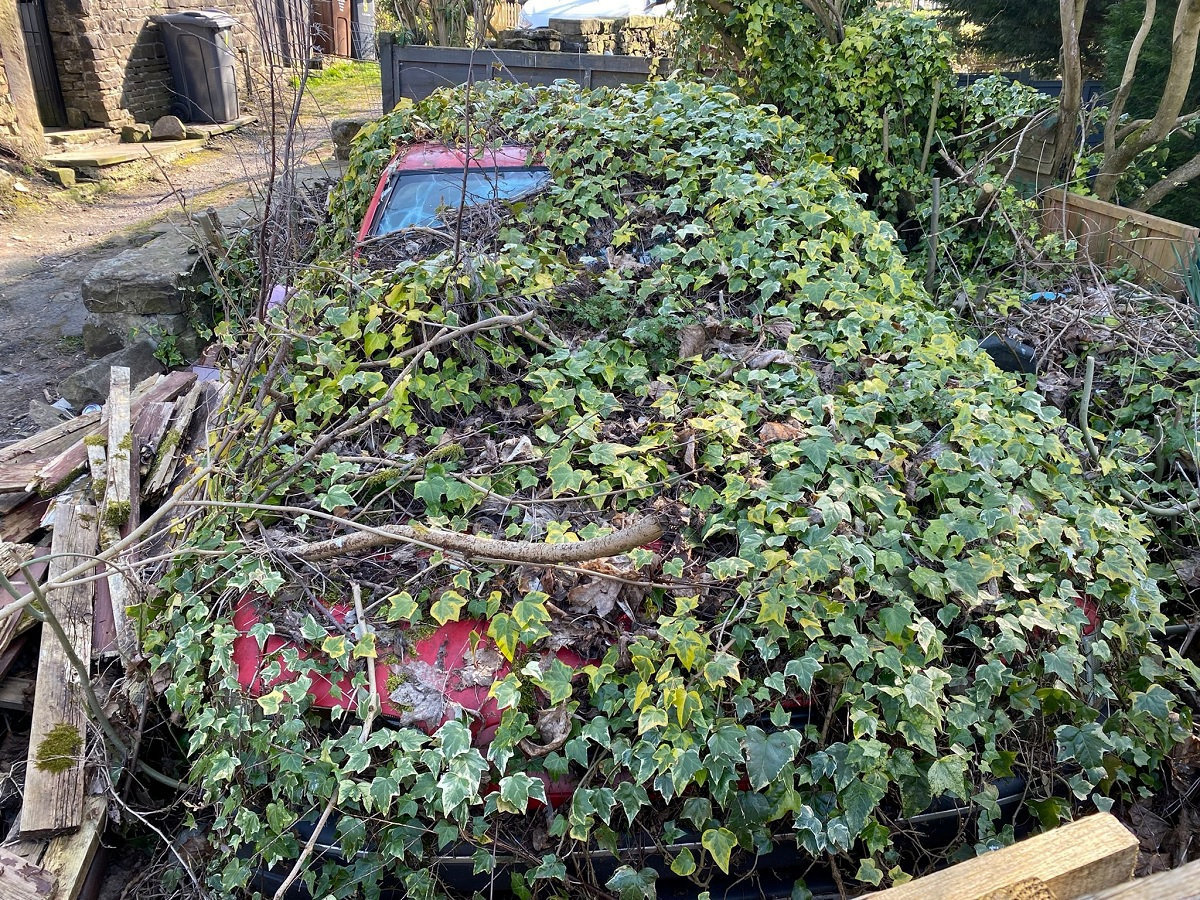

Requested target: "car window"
[{"left": 371, "top": 168, "right": 551, "bottom": 236}]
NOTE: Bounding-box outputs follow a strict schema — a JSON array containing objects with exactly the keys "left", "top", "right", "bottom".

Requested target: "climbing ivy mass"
[{"left": 153, "top": 81, "right": 1198, "bottom": 898}]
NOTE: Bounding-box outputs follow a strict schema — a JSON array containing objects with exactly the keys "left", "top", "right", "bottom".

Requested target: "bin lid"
[{"left": 154, "top": 8, "right": 238, "bottom": 29}]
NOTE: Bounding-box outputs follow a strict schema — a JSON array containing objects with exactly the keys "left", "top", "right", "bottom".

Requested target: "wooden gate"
[{"left": 16, "top": 0, "right": 66, "bottom": 127}]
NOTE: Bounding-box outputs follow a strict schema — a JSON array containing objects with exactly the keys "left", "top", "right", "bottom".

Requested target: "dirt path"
[
  {"left": 0, "top": 132, "right": 335, "bottom": 442},
  {"left": 0, "top": 60, "right": 383, "bottom": 443}
]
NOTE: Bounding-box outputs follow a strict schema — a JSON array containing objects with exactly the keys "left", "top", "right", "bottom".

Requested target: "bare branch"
[{"left": 292, "top": 515, "right": 665, "bottom": 564}]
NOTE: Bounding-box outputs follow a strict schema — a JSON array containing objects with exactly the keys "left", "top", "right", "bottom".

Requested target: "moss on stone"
[
  {"left": 35, "top": 723, "right": 82, "bottom": 773},
  {"left": 83, "top": 434, "right": 107, "bottom": 448}
]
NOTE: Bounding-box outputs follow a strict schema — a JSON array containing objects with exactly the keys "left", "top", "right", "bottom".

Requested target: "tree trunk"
[
  {"left": 1132, "top": 146, "right": 1200, "bottom": 210},
  {"left": 1095, "top": 0, "right": 1200, "bottom": 200},
  {"left": 1052, "top": 0, "right": 1088, "bottom": 181}
]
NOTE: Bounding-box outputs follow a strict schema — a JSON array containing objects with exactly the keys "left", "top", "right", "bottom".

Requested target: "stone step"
[
  {"left": 184, "top": 114, "right": 258, "bottom": 139},
  {"left": 43, "top": 127, "right": 116, "bottom": 147},
  {"left": 43, "top": 139, "right": 208, "bottom": 172}
]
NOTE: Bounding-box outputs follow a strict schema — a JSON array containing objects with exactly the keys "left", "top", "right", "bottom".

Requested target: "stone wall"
[
  {"left": 42, "top": 0, "right": 266, "bottom": 128},
  {"left": 0, "top": 0, "right": 45, "bottom": 157},
  {"left": 0, "top": 49, "right": 16, "bottom": 142}
]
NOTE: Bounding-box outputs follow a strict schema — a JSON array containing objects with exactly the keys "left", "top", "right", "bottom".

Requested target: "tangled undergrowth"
[{"left": 151, "top": 81, "right": 1200, "bottom": 898}]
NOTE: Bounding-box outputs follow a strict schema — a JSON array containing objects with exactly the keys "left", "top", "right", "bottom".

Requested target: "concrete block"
[{"left": 331, "top": 117, "right": 368, "bottom": 161}]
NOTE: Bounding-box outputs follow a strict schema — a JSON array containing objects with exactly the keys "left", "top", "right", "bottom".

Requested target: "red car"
[{"left": 355, "top": 142, "right": 550, "bottom": 249}]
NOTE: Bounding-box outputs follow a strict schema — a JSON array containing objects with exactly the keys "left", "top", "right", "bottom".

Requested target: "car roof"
[{"left": 393, "top": 141, "right": 537, "bottom": 172}]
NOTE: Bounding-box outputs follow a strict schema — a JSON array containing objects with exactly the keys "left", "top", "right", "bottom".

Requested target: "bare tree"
[{"left": 1084, "top": 0, "right": 1200, "bottom": 207}]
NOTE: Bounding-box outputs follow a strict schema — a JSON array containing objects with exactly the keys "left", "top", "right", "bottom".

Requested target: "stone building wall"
[
  {"left": 0, "top": 0, "right": 45, "bottom": 156},
  {"left": 42, "top": 0, "right": 266, "bottom": 128},
  {"left": 0, "top": 50, "right": 16, "bottom": 141}
]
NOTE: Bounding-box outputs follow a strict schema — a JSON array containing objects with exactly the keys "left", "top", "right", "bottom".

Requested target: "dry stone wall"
[{"left": 42, "top": 0, "right": 265, "bottom": 127}]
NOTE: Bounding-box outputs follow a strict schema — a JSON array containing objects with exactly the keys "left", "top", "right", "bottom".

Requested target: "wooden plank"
[
  {"left": 91, "top": 568, "right": 115, "bottom": 658},
  {"left": 133, "top": 401, "right": 174, "bottom": 477},
  {"left": 84, "top": 442, "right": 105, "bottom": 499},
  {"left": 1079, "top": 858, "right": 1200, "bottom": 899},
  {"left": 0, "top": 414, "right": 101, "bottom": 469},
  {"left": 0, "top": 632, "right": 31, "bottom": 680},
  {"left": 20, "top": 500, "right": 99, "bottom": 839},
  {"left": 100, "top": 369, "right": 137, "bottom": 664},
  {"left": 0, "top": 675, "right": 34, "bottom": 711},
  {"left": 103, "top": 368, "right": 132, "bottom": 536},
  {"left": 0, "top": 847, "right": 55, "bottom": 898},
  {"left": 144, "top": 384, "right": 202, "bottom": 498},
  {"left": 869, "top": 813, "right": 1138, "bottom": 900},
  {"left": 0, "top": 549, "right": 48, "bottom": 666},
  {"left": 0, "top": 499, "right": 51, "bottom": 544},
  {"left": 39, "top": 794, "right": 106, "bottom": 900}
]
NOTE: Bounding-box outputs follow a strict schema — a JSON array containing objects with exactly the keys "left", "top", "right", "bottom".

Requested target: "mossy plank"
[{"left": 21, "top": 500, "right": 98, "bottom": 839}]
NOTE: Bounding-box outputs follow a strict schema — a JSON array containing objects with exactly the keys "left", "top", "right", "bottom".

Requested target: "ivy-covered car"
[
  {"left": 354, "top": 142, "right": 551, "bottom": 263},
  {"left": 157, "top": 79, "right": 1197, "bottom": 900}
]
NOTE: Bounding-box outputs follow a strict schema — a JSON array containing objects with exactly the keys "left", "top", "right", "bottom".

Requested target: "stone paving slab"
[
  {"left": 43, "top": 128, "right": 116, "bottom": 147},
  {"left": 184, "top": 114, "right": 259, "bottom": 139},
  {"left": 44, "top": 139, "right": 207, "bottom": 170}
]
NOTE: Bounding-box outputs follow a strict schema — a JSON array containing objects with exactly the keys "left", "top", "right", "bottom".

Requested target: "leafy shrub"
[{"left": 153, "top": 81, "right": 1197, "bottom": 898}]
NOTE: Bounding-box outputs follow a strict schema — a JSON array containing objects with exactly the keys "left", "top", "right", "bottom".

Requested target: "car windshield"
[{"left": 370, "top": 168, "right": 551, "bottom": 236}]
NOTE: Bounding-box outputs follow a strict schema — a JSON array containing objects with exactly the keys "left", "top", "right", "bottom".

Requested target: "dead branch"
[{"left": 292, "top": 516, "right": 664, "bottom": 564}]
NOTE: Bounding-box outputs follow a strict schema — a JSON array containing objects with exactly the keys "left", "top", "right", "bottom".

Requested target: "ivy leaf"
[
  {"left": 840, "top": 778, "right": 885, "bottom": 837},
  {"left": 638, "top": 706, "right": 668, "bottom": 734},
  {"left": 431, "top": 589, "right": 467, "bottom": 626},
  {"left": 386, "top": 591, "right": 419, "bottom": 623},
  {"left": 513, "top": 593, "right": 551, "bottom": 630},
  {"left": 701, "top": 827, "right": 738, "bottom": 873},
  {"left": 352, "top": 632, "right": 377, "bottom": 659},
  {"left": 489, "top": 613, "right": 522, "bottom": 661},
  {"left": 257, "top": 689, "right": 285, "bottom": 715},
  {"left": 703, "top": 652, "right": 742, "bottom": 688},
  {"left": 927, "top": 754, "right": 969, "bottom": 800},
  {"left": 855, "top": 858, "right": 884, "bottom": 886},
  {"left": 497, "top": 772, "right": 547, "bottom": 814},
  {"left": 670, "top": 847, "right": 697, "bottom": 876},
  {"left": 489, "top": 673, "right": 523, "bottom": 710},
  {"left": 299, "top": 615, "right": 327, "bottom": 641},
  {"left": 784, "top": 655, "right": 822, "bottom": 693},
  {"left": 319, "top": 484, "right": 355, "bottom": 511},
  {"left": 322, "top": 634, "right": 349, "bottom": 663},
  {"left": 605, "top": 866, "right": 658, "bottom": 900},
  {"left": 743, "top": 726, "right": 797, "bottom": 790}
]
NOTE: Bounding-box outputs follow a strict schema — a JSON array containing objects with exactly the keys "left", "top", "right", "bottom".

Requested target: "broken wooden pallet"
[{"left": 29, "top": 370, "right": 196, "bottom": 497}]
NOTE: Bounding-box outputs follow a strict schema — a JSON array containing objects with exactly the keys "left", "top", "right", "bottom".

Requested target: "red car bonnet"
[
  {"left": 354, "top": 142, "right": 539, "bottom": 250},
  {"left": 232, "top": 593, "right": 588, "bottom": 746}
]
